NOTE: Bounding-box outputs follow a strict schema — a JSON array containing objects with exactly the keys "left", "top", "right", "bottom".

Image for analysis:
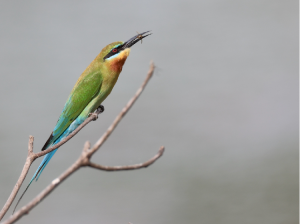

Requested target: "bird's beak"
[{"left": 121, "top": 31, "right": 152, "bottom": 49}]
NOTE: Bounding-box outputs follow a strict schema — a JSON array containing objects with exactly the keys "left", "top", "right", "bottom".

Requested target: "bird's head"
[{"left": 100, "top": 31, "right": 151, "bottom": 72}]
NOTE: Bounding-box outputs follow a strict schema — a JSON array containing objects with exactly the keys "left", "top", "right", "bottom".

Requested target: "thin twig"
[
  {"left": 0, "top": 137, "right": 34, "bottom": 220},
  {"left": 88, "top": 146, "right": 165, "bottom": 171},
  {"left": 2, "top": 62, "right": 164, "bottom": 224}
]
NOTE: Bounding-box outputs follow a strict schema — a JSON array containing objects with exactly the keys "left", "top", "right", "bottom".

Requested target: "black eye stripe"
[{"left": 103, "top": 44, "right": 126, "bottom": 61}]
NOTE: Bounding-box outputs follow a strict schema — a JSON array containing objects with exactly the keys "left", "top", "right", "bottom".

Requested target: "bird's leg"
[{"left": 89, "top": 105, "right": 105, "bottom": 120}]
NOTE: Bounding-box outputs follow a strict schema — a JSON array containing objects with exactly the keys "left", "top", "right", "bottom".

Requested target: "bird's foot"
[
  {"left": 96, "top": 105, "right": 105, "bottom": 114},
  {"left": 88, "top": 105, "right": 105, "bottom": 121}
]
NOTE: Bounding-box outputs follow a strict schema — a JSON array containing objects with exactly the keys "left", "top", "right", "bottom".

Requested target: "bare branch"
[
  {"left": 2, "top": 158, "right": 83, "bottom": 224},
  {"left": 2, "top": 145, "right": 163, "bottom": 224},
  {"left": 0, "top": 136, "right": 35, "bottom": 220},
  {"left": 88, "top": 146, "right": 165, "bottom": 171},
  {"left": 1, "top": 62, "right": 164, "bottom": 224},
  {"left": 0, "top": 110, "right": 103, "bottom": 221},
  {"left": 83, "top": 141, "right": 91, "bottom": 153},
  {"left": 27, "top": 136, "right": 34, "bottom": 155}
]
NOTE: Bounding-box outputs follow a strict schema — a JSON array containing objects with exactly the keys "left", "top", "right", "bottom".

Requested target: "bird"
[{"left": 13, "top": 31, "right": 151, "bottom": 212}]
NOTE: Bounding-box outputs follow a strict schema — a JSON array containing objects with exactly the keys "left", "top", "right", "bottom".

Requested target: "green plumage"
[
  {"left": 42, "top": 41, "right": 126, "bottom": 150},
  {"left": 53, "top": 71, "right": 103, "bottom": 138}
]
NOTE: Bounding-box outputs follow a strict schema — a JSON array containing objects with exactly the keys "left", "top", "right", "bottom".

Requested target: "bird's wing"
[{"left": 41, "top": 71, "right": 102, "bottom": 151}]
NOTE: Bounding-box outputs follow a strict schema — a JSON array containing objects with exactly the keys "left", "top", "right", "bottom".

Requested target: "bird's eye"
[{"left": 112, "top": 48, "right": 118, "bottom": 53}]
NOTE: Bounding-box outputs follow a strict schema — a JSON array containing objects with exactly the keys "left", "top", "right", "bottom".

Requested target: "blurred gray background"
[{"left": 0, "top": 1, "right": 298, "bottom": 224}]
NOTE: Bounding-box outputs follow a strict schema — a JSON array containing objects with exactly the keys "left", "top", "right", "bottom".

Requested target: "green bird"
[{"left": 14, "top": 31, "right": 151, "bottom": 211}]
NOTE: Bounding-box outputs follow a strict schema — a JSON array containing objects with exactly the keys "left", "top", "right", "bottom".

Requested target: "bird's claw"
[
  {"left": 96, "top": 105, "right": 105, "bottom": 114},
  {"left": 88, "top": 112, "right": 98, "bottom": 120},
  {"left": 88, "top": 105, "right": 105, "bottom": 121}
]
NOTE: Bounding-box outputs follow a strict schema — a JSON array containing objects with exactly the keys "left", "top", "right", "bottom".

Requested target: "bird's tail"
[
  {"left": 12, "top": 148, "right": 58, "bottom": 214},
  {"left": 35, "top": 148, "right": 58, "bottom": 181}
]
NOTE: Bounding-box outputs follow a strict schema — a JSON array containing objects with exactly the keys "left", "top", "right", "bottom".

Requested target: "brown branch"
[
  {"left": 3, "top": 157, "right": 83, "bottom": 224},
  {"left": 0, "top": 137, "right": 35, "bottom": 220},
  {"left": 0, "top": 109, "right": 103, "bottom": 221},
  {"left": 2, "top": 62, "right": 164, "bottom": 224},
  {"left": 87, "top": 146, "right": 165, "bottom": 171}
]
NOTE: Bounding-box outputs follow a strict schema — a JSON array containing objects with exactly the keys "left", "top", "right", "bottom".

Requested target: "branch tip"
[
  {"left": 28, "top": 136, "right": 34, "bottom": 154},
  {"left": 88, "top": 145, "right": 164, "bottom": 171},
  {"left": 159, "top": 146, "right": 165, "bottom": 154},
  {"left": 83, "top": 141, "right": 91, "bottom": 153}
]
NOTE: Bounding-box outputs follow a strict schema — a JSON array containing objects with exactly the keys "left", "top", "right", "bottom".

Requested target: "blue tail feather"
[{"left": 35, "top": 148, "right": 58, "bottom": 181}]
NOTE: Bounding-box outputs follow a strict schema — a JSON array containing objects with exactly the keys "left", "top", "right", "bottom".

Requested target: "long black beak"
[{"left": 122, "top": 31, "right": 152, "bottom": 49}]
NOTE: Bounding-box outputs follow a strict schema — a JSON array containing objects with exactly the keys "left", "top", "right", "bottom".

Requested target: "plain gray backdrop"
[{"left": 0, "top": 1, "right": 298, "bottom": 224}]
